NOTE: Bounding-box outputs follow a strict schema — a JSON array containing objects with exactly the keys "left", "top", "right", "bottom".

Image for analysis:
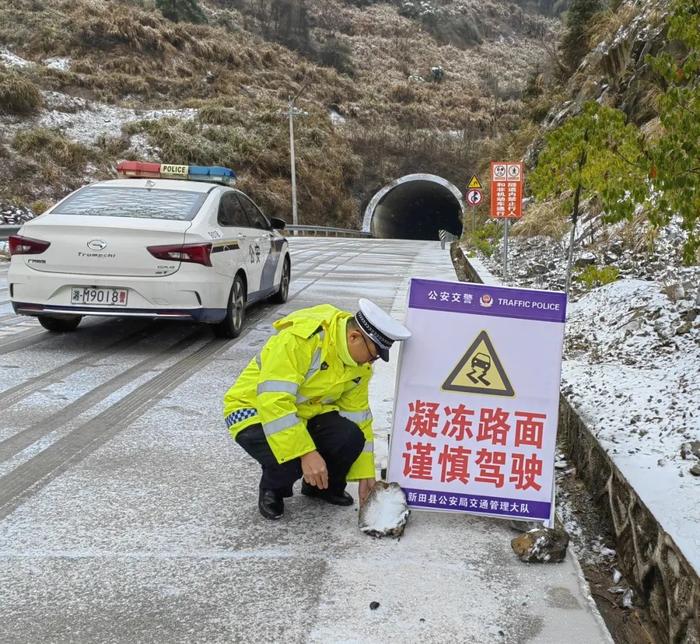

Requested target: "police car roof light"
[
  {"left": 116, "top": 161, "right": 236, "bottom": 185},
  {"left": 188, "top": 165, "right": 237, "bottom": 184},
  {"left": 116, "top": 160, "right": 161, "bottom": 178}
]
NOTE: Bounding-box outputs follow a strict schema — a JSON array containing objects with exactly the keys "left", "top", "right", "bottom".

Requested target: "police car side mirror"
[{"left": 270, "top": 217, "right": 286, "bottom": 230}]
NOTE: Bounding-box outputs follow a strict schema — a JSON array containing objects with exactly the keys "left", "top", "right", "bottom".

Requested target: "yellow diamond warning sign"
[
  {"left": 442, "top": 330, "right": 514, "bottom": 396},
  {"left": 467, "top": 175, "right": 483, "bottom": 190}
]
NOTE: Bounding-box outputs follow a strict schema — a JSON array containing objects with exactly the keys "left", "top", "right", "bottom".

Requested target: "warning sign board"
[
  {"left": 443, "top": 330, "right": 514, "bottom": 396},
  {"left": 490, "top": 161, "right": 524, "bottom": 219},
  {"left": 388, "top": 278, "right": 567, "bottom": 525},
  {"left": 467, "top": 175, "right": 482, "bottom": 190}
]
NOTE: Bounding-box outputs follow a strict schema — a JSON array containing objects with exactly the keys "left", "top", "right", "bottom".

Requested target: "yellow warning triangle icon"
[
  {"left": 467, "top": 175, "right": 483, "bottom": 190},
  {"left": 442, "top": 330, "right": 514, "bottom": 396}
]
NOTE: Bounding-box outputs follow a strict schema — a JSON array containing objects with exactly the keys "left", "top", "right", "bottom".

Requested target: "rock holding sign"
[
  {"left": 511, "top": 527, "right": 570, "bottom": 563},
  {"left": 359, "top": 481, "right": 410, "bottom": 538}
]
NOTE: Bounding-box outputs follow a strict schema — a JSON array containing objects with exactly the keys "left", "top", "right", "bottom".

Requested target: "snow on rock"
[
  {"left": 0, "top": 205, "right": 34, "bottom": 226},
  {"left": 358, "top": 481, "right": 409, "bottom": 538},
  {"left": 43, "top": 57, "right": 71, "bottom": 72},
  {"left": 329, "top": 108, "right": 346, "bottom": 126},
  {"left": 511, "top": 527, "right": 570, "bottom": 563},
  {"left": 563, "top": 277, "right": 699, "bottom": 571},
  {"left": 0, "top": 48, "right": 32, "bottom": 68},
  {"left": 564, "top": 278, "right": 698, "bottom": 368}
]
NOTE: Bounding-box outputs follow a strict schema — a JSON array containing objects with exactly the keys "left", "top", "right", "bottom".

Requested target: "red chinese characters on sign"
[
  {"left": 475, "top": 448, "right": 506, "bottom": 488},
  {"left": 514, "top": 411, "right": 546, "bottom": 449},
  {"left": 490, "top": 161, "right": 524, "bottom": 219},
  {"left": 441, "top": 404, "right": 474, "bottom": 440},
  {"left": 439, "top": 445, "right": 472, "bottom": 484},
  {"left": 403, "top": 442, "right": 436, "bottom": 480},
  {"left": 476, "top": 407, "right": 510, "bottom": 445},
  {"left": 510, "top": 453, "right": 543, "bottom": 491},
  {"left": 401, "top": 400, "right": 547, "bottom": 490},
  {"left": 405, "top": 400, "right": 440, "bottom": 437}
]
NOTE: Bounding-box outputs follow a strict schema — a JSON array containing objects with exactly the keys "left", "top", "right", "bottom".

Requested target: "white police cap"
[{"left": 355, "top": 298, "right": 411, "bottom": 362}]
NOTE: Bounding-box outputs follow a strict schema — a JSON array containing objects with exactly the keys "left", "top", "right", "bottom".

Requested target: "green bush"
[
  {"left": 466, "top": 226, "right": 498, "bottom": 258},
  {"left": 0, "top": 70, "right": 43, "bottom": 115},
  {"left": 577, "top": 265, "right": 620, "bottom": 289},
  {"left": 156, "top": 0, "right": 206, "bottom": 24},
  {"left": 561, "top": 0, "right": 604, "bottom": 72},
  {"left": 198, "top": 104, "right": 239, "bottom": 126},
  {"left": 12, "top": 128, "right": 93, "bottom": 170},
  {"left": 318, "top": 37, "right": 354, "bottom": 77}
]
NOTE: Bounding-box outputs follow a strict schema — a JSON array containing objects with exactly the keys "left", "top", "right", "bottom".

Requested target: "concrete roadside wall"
[
  {"left": 558, "top": 399, "right": 700, "bottom": 644},
  {"left": 454, "top": 244, "right": 700, "bottom": 644}
]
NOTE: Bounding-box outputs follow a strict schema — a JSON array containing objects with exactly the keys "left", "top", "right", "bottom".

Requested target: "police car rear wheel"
[
  {"left": 270, "top": 257, "right": 290, "bottom": 304},
  {"left": 38, "top": 315, "right": 82, "bottom": 332},
  {"left": 214, "top": 275, "right": 246, "bottom": 338}
]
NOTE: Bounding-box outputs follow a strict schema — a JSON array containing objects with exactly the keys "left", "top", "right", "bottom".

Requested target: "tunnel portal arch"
[{"left": 362, "top": 173, "right": 465, "bottom": 240}]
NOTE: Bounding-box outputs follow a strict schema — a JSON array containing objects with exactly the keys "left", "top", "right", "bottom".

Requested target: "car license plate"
[{"left": 71, "top": 287, "right": 128, "bottom": 306}]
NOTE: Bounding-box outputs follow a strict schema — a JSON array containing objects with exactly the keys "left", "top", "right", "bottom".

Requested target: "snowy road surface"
[{"left": 0, "top": 239, "right": 610, "bottom": 643}]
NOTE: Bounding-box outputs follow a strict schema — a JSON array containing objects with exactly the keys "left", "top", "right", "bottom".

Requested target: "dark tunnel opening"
[{"left": 367, "top": 178, "right": 464, "bottom": 240}]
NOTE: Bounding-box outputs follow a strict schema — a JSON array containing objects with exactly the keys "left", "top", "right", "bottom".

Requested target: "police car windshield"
[{"left": 52, "top": 187, "right": 206, "bottom": 221}]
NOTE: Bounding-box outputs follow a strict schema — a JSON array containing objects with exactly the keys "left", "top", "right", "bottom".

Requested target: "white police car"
[{"left": 8, "top": 161, "right": 291, "bottom": 338}]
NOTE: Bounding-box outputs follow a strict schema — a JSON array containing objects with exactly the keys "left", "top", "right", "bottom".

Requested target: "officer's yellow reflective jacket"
[{"left": 223, "top": 304, "right": 375, "bottom": 480}]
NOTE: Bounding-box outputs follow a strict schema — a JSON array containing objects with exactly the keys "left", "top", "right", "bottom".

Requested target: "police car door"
[
  {"left": 235, "top": 193, "right": 274, "bottom": 296},
  {"left": 212, "top": 191, "right": 255, "bottom": 287}
]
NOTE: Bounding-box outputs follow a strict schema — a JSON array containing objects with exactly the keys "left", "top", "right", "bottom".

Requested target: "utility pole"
[
  {"left": 565, "top": 129, "right": 589, "bottom": 298},
  {"left": 281, "top": 96, "right": 307, "bottom": 226}
]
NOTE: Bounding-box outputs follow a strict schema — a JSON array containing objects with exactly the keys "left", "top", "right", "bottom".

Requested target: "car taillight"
[
  {"left": 9, "top": 235, "right": 51, "bottom": 256},
  {"left": 147, "top": 242, "right": 213, "bottom": 267}
]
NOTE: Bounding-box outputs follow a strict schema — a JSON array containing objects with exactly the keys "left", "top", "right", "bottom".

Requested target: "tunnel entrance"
[{"left": 362, "top": 174, "right": 464, "bottom": 240}]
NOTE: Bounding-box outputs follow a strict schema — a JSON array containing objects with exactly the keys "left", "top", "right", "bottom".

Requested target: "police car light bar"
[{"left": 116, "top": 161, "right": 237, "bottom": 185}]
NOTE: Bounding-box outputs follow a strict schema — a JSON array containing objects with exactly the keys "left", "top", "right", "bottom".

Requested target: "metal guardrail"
[
  {"left": 0, "top": 225, "right": 21, "bottom": 241},
  {"left": 285, "top": 225, "right": 371, "bottom": 238},
  {"left": 0, "top": 224, "right": 371, "bottom": 242}
]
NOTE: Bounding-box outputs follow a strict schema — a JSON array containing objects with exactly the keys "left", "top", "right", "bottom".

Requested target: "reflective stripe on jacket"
[{"left": 223, "top": 304, "right": 375, "bottom": 480}]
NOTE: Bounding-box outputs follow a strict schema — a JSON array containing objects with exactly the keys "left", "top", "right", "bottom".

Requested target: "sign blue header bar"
[{"left": 408, "top": 278, "right": 567, "bottom": 323}]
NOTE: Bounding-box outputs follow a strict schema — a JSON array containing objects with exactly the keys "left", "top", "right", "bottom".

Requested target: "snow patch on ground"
[
  {"left": 0, "top": 86, "right": 197, "bottom": 147},
  {"left": 43, "top": 57, "right": 71, "bottom": 72},
  {"left": 0, "top": 47, "right": 197, "bottom": 147},
  {"left": 329, "top": 108, "right": 346, "bottom": 126},
  {"left": 564, "top": 278, "right": 698, "bottom": 368},
  {"left": 36, "top": 93, "right": 198, "bottom": 146},
  {"left": 0, "top": 48, "right": 32, "bottom": 68}
]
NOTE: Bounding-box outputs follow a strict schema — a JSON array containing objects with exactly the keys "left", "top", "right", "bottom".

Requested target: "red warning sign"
[{"left": 490, "top": 162, "right": 524, "bottom": 219}]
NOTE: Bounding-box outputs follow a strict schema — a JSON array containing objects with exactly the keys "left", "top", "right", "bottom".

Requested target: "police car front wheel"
[
  {"left": 269, "top": 257, "right": 290, "bottom": 304},
  {"left": 214, "top": 274, "right": 246, "bottom": 339}
]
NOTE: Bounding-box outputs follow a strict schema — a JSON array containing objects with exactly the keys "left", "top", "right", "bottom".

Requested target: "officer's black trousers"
[{"left": 235, "top": 411, "right": 365, "bottom": 497}]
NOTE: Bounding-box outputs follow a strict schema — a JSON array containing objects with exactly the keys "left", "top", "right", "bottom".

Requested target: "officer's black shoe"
[
  {"left": 301, "top": 482, "right": 354, "bottom": 506},
  {"left": 258, "top": 489, "right": 284, "bottom": 520}
]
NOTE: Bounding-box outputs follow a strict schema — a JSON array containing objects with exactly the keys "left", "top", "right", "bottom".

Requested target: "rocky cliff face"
[{"left": 546, "top": 0, "right": 669, "bottom": 130}]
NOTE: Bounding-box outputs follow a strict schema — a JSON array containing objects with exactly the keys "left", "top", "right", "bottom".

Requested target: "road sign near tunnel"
[
  {"left": 467, "top": 175, "right": 482, "bottom": 190},
  {"left": 466, "top": 189, "right": 482, "bottom": 206},
  {"left": 490, "top": 162, "right": 524, "bottom": 219}
]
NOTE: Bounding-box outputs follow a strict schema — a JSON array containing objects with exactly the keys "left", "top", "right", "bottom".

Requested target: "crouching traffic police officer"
[{"left": 223, "top": 298, "right": 411, "bottom": 520}]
